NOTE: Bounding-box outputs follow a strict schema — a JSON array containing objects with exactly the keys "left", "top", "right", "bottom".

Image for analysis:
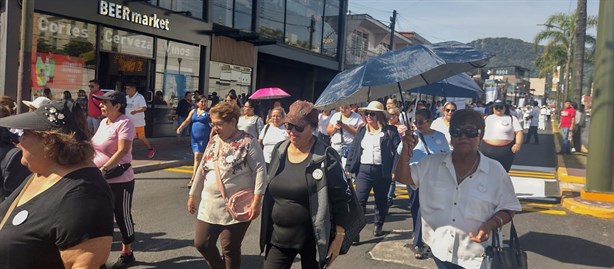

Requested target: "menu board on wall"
[{"left": 31, "top": 52, "right": 84, "bottom": 90}]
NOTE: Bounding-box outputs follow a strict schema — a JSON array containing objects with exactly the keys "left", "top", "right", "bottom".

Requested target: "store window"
[
  {"left": 208, "top": 61, "right": 251, "bottom": 101},
  {"left": 322, "top": 0, "right": 340, "bottom": 57},
  {"left": 100, "top": 27, "right": 154, "bottom": 58},
  {"left": 157, "top": 0, "right": 205, "bottom": 20},
  {"left": 259, "top": 0, "right": 285, "bottom": 41},
  {"left": 31, "top": 13, "right": 97, "bottom": 100},
  {"left": 154, "top": 39, "right": 200, "bottom": 136},
  {"left": 285, "top": 0, "right": 324, "bottom": 53}
]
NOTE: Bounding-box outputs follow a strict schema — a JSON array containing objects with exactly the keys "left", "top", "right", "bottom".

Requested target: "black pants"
[
  {"left": 109, "top": 181, "right": 136, "bottom": 244},
  {"left": 355, "top": 164, "right": 390, "bottom": 227},
  {"left": 572, "top": 126, "right": 583, "bottom": 152},
  {"left": 194, "top": 220, "right": 251, "bottom": 269},
  {"left": 525, "top": 126, "right": 539, "bottom": 144},
  {"left": 263, "top": 240, "right": 318, "bottom": 269},
  {"left": 408, "top": 188, "right": 423, "bottom": 247},
  {"left": 479, "top": 142, "right": 515, "bottom": 172}
]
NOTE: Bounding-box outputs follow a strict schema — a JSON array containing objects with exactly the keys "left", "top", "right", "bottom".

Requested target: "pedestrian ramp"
[{"left": 509, "top": 165, "right": 559, "bottom": 199}]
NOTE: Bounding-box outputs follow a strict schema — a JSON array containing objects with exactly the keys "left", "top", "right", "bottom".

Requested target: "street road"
[{"left": 104, "top": 167, "right": 614, "bottom": 269}]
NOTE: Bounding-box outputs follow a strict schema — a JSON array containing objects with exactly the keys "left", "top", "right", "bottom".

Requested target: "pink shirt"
[{"left": 92, "top": 114, "right": 136, "bottom": 184}]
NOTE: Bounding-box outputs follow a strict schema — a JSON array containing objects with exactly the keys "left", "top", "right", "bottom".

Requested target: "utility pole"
[
  {"left": 586, "top": 0, "right": 614, "bottom": 194},
  {"left": 389, "top": 10, "right": 397, "bottom": 52},
  {"left": 16, "top": 0, "right": 35, "bottom": 113}
]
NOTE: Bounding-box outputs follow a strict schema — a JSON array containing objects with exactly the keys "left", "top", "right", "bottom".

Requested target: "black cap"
[
  {"left": 0, "top": 100, "right": 78, "bottom": 131},
  {"left": 93, "top": 91, "right": 127, "bottom": 107},
  {"left": 493, "top": 99, "right": 505, "bottom": 106}
]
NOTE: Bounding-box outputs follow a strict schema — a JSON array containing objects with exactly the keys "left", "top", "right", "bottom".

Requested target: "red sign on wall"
[{"left": 31, "top": 52, "right": 85, "bottom": 90}]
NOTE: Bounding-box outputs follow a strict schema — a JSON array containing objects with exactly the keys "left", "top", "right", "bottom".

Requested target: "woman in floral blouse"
[{"left": 187, "top": 102, "right": 266, "bottom": 269}]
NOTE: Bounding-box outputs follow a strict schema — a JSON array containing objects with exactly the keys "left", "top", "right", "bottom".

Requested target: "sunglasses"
[
  {"left": 494, "top": 105, "right": 505, "bottom": 110},
  {"left": 413, "top": 120, "right": 427, "bottom": 126},
  {"left": 364, "top": 111, "right": 377, "bottom": 117},
  {"left": 450, "top": 127, "right": 481, "bottom": 138},
  {"left": 209, "top": 120, "right": 225, "bottom": 128},
  {"left": 445, "top": 109, "right": 456, "bottom": 113},
  {"left": 285, "top": 123, "right": 305, "bottom": 133}
]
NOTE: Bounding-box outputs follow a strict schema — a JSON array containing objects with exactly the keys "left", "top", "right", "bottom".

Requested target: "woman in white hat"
[{"left": 345, "top": 101, "right": 401, "bottom": 239}]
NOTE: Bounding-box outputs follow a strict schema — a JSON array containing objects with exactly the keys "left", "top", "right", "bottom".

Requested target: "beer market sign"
[{"left": 98, "top": 0, "right": 170, "bottom": 31}]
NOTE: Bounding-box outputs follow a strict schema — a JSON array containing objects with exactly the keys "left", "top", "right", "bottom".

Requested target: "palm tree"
[
  {"left": 573, "top": 0, "right": 587, "bottom": 105},
  {"left": 534, "top": 11, "right": 597, "bottom": 107}
]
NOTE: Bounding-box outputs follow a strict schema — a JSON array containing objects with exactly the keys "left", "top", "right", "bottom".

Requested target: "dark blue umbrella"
[
  {"left": 410, "top": 73, "right": 483, "bottom": 98},
  {"left": 314, "top": 41, "right": 493, "bottom": 109}
]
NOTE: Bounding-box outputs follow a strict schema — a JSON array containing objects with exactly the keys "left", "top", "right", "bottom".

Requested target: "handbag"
[
  {"left": 213, "top": 138, "right": 254, "bottom": 222},
  {"left": 103, "top": 163, "right": 131, "bottom": 179},
  {"left": 326, "top": 147, "right": 366, "bottom": 255},
  {"left": 481, "top": 220, "right": 528, "bottom": 269}
]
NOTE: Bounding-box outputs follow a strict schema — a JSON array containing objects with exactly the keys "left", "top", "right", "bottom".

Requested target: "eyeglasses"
[
  {"left": 445, "top": 109, "right": 456, "bottom": 113},
  {"left": 285, "top": 123, "right": 305, "bottom": 133},
  {"left": 364, "top": 111, "right": 377, "bottom": 117},
  {"left": 209, "top": 120, "right": 225, "bottom": 128},
  {"left": 494, "top": 105, "right": 505, "bottom": 110},
  {"left": 413, "top": 120, "right": 426, "bottom": 126},
  {"left": 449, "top": 127, "right": 481, "bottom": 138}
]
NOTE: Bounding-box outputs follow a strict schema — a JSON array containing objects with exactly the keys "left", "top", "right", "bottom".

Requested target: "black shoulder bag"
[{"left": 481, "top": 219, "right": 528, "bottom": 269}]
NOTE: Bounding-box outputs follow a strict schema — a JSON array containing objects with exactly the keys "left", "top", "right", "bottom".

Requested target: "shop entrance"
[{"left": 98, "top": 52, "right": 156, "bottom": 136}]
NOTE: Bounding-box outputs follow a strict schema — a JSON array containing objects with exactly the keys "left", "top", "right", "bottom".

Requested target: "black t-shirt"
[
  {"left": 176, "top": 99, "right": 192, "bottom": 118},
  {"left": 269, "top": 153, "right": 313, "bottom": 249},
  {"left": 0, "top": 167, "right": 114, "bottom": 269}
]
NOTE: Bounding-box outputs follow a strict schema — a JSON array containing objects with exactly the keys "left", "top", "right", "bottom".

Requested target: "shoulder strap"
[
  {"left": 0, "top": 175, "right": 34, "bottom": 231},
  {"left": 213, "top": 138, "right": 228, "bottom": 200},
  {"left": 418, "top": 133, "right": 432, "bottom": 155},
  {"left": 263, "top": 124, "right": 271, "bottom": 139}
]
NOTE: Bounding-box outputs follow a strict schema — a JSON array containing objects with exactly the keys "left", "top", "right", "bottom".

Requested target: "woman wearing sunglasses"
[
  {"left": 480, "top": 99, "right": 523, "bottom": 172},
  {"left": 430, "top": 101, "right": 457, "bottom": 149},
  {"left": 395, "top": 109, "right": 521, "bottom": 269},
  {"left": 407, "top": 109, "right": 450, "bottom": 259},
  {"left": 188, "top": 102, "right": 266, "bottom": 269},
  {"left": 260, "top": 100, "right": 352, "bottom": 269},
  {"left": 346, "top": 101, "right": 401, "bottom": 239}
]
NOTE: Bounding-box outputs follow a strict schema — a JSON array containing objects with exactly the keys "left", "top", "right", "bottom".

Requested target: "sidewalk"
[
  {"left": 131, "top": 137, "right": 194, "bottom": 174},
  {"left": 551, "top": 121, "right": 614, "bottom": 219}
]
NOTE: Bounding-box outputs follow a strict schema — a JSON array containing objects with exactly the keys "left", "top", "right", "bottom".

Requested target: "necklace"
[{"left": 456, "top": 154, "right": 480, "bottom": 183}]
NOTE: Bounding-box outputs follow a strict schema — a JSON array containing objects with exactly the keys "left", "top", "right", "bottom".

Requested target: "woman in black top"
[
  {"left": 260, "top": 100, "right": 353, "bottom": 269},
  {"left": 345, "top": 101, "right": 401, "bottom": 239},
  {"left": 0, "top": 100, "right": 114, "bottom": 268}
]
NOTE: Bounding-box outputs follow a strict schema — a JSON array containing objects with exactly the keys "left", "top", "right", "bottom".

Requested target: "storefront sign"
[
  {"left": 100, "top": 27, "right": 154, "bottom": 58},
  {"left": 98, "top": 0, "right": 170, "bottom": 31},
  {"left": 31, "top": 53, "right": 84, "bottom": 90},
  {"left": 37, "top": 16, "right": 89, "bottom": 38}
]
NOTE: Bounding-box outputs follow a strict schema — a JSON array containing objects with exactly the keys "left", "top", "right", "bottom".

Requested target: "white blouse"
[
  {"left": 410, "top": 152, "right": 521, "bottom": 269},
  {"left": 360, "top": 129, "right": 383, "bottom": 165}
]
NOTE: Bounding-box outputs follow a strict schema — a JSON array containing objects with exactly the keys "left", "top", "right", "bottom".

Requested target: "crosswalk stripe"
[{"left": 165, "top": 168, "right": 193, "bottom": 174}]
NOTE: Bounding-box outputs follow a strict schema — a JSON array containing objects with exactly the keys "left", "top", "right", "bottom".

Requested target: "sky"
[{"left": 348, "top": 0, "right": 600, "bottom": 44}]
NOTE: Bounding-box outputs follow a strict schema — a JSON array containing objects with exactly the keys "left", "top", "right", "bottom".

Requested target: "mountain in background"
[{"left": 468, "top": 37, "right": 543, "bottom": 77}]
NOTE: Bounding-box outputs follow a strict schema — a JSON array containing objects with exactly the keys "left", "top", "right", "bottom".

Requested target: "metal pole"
[
  {"left": 16, "top": 0, "right": 35, "bottom": 113},
  {"left": 586, "top": 0, "right": 614, "bottom": 193},
  {"left": 389, "top": 10, "right": 397, "bottom": 51}
]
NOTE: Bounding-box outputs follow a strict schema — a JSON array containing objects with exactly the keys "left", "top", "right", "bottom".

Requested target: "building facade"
[{"left": 0, "top": 0, "right": 348, "bottom": 136}]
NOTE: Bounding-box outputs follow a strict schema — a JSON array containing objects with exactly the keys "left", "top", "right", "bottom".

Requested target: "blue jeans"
[{"left": 561, "top": 127, "right": 571, "bottom": 153}]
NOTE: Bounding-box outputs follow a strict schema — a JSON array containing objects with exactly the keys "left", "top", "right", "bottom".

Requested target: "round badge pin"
[
  {"left": 312, "top": 169, "right": 324, "bottom": 180},
  {"left": 12, "top": 210, "right": 28, "bottom": 226},
  {"left": 225, "top": 155, "right": 235, "bottom": 163},
  {"left": 435, "top": 139, "right": 442, "bottom": 145}
]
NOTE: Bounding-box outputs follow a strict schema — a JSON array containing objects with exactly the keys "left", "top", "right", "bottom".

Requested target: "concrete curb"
[
  {"left": 562, "top": 196, "right": 614, "bottom": 219},
  {"left": 133, "top": 159, "right": 193, "bottom": 174}
]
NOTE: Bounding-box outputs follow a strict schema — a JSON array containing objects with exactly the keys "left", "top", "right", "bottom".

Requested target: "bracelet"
[{"left": 336, "top": 232, "right": 346, "bottom": 236}]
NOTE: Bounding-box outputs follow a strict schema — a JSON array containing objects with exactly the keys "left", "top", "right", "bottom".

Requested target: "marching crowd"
[{"left": 6, "top": 84, "right": 592, "bottom": 269}]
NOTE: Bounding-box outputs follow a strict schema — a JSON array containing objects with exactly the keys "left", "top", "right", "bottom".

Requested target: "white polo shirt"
[{"left": 410, "top": 152, "right": 521, "bottom": 269}]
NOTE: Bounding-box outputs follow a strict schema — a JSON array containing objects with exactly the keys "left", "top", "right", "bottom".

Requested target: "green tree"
[{"left": 534, "top": 10, "right": 597, "bottom": 107}]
